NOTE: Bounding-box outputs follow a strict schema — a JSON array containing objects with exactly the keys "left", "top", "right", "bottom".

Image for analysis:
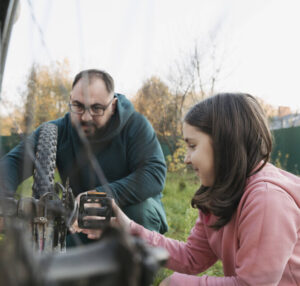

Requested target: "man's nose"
[{"left": 81, "top": 108, "right": 93, "bottom": 121}]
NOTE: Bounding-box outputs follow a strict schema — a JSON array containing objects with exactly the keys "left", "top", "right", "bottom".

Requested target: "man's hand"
[
  {"left": 69, "top": 192, "right": 85, "bottom": 234},
  {"left": 69, "top": 191, "right": 132, "bottom": 240},
  {"left": 69, "top": 191, "right": 132, "bottom": 239},
  {"left": 69, "top": 191, "right": 104, "bottom": 239}
]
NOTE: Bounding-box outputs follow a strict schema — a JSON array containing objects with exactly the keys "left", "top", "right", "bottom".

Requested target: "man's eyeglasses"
[{"left": 69, "top": 97, "right": 114, "bottom": 117}]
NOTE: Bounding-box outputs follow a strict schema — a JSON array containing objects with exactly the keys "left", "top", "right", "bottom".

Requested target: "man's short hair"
[{"left": 72, "top": 69, "right": 115, "bottom": 94}]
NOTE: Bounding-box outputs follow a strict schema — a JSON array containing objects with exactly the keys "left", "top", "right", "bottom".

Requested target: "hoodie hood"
[
  {"left": 245, "top": 162, "right": 300, "bottom": 208},
  {"left": 95, "top": 93, "right": 135, "bottom": 142}
]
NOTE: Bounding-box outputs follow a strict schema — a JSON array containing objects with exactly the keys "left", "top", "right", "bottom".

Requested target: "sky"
[{"left": 1, "top": 0, "right": 300, "bottom": 113}]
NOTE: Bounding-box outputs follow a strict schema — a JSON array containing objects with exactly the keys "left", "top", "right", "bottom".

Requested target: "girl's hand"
[
  {"left": 79, "top": 199, "right": 132, "bottom": 239},
  {"left": 110, "top": 199, "right": 132, "bottom": 232}
]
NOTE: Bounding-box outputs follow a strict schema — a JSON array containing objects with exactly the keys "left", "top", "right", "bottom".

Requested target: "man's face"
[{"left": 70, "top": 78, "right": 117, "bottom": 137}]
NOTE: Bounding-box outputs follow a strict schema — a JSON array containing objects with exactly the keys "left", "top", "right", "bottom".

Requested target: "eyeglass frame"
[{"left": 69, "top": 97, "right": 115, "bottom": 117}]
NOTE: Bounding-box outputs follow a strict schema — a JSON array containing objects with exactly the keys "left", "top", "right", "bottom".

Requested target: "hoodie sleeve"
[
  {"left": 0, "top": 118, "right": 64, "bottom": 195},
  {"left": 0, "top": 132, "right": 37, "bottom": 194},
  {"left": 130, "top": 215, "right": 218, "bottom": 274},
  {"left": 96, "top": 113, "right": 167, "bottom": 207}
]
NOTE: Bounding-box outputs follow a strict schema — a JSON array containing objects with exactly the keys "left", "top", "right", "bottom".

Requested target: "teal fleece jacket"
[{"left": 0, "top": 94, "right": 167, "bottom": 209}]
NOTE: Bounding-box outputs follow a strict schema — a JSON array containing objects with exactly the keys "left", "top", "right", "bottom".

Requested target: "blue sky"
[{"left": 2, "top": 0, "right": 300, "bottom": 112}]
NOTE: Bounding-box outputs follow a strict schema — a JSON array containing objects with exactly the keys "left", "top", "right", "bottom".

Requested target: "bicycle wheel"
[{"left": 32, "top": 123, "right": 58, "bottom": 199}]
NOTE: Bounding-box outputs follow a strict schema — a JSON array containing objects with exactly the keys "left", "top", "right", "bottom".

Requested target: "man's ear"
[{"left": 112, "top": 97, "right": 118, "bottom": 113}]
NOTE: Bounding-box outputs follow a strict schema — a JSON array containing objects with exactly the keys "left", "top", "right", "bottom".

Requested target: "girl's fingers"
[{"left": 111, "top": 199, "right": 132, "bottom": 232}]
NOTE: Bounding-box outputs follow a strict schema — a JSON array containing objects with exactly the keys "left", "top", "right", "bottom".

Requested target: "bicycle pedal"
[{"left": 78, "top": 192, "right": 114, "bottom": 229}]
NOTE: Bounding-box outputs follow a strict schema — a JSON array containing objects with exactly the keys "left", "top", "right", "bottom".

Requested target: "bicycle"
[{"left": 0, "top": 122, "right": 168, "bottom": 286}]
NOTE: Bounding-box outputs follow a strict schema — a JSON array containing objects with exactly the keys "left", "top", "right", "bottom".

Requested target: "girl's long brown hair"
[{"left": 185, "top": 93, "right": 272, "bottom": 229}]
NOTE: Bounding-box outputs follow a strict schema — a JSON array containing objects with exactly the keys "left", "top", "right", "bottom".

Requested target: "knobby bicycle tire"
[{"left": 32, "top": 123, "right": 58, "bottom": 199}]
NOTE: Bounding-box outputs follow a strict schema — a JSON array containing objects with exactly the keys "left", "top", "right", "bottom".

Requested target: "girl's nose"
[{"left": 184, "top": 154, "right": 191, "bottom": 165}]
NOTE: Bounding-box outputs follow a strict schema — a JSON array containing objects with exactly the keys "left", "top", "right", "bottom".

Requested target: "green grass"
[
  {"left": 16, "top": 171, "right": 61, "bottom": 198},
  {"left": 16, "top": 176, "right": 33, "bottom": 197},
  {"left": 153, "top": 171, "right": 224, "bottom": 285}
]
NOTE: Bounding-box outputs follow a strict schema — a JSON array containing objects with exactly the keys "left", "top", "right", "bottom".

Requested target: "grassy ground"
[
  {"left": 16, "top": 173, "right": 61, "bottom": 197},
  {"left": 153, "top": 171, "right": 224, "bottom": 285}
]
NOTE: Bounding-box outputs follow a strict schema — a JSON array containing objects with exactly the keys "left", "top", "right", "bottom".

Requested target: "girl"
[{"left": 83, "top": 93, "right": 300, "bottom": 285}]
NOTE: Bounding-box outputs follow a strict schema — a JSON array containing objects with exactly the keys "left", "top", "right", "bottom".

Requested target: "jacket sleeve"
[
  {"left": 130, "top": 214, "right": 218, "bottom": 274},
  {"left": 96, "top": 113, "right": 167, "bottom": 207},
  {"left": 0, "top": 132, "right": 38, "bottom": 194}
]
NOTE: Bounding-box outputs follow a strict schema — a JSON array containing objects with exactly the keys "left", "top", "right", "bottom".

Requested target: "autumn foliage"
[{"left": 23, "top": 60, "right": 72, "bottom": 133}]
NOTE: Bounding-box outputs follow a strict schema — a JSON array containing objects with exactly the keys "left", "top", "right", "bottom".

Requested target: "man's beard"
[{"left": 80, "top": 121, "right": 107, "bottom": 139}]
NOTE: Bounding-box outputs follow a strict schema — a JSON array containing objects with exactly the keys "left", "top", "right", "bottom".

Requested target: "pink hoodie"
[{"left": 130, "top": 163, "right": 300, "bottom": 285}]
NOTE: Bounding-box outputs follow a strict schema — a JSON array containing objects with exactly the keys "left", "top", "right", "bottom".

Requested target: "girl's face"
[{"left": 183, "top": 122, "right": 215, "bottom": 187}]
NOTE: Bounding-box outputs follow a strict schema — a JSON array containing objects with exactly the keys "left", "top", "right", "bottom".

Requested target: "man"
[{"left": 0, "top": 69, "right": 168, "bottom": 244}]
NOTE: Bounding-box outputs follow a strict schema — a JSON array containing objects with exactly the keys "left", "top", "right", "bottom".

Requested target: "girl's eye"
[{"left": 188, "top": 144, "right": 196, "bottom": 149}]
